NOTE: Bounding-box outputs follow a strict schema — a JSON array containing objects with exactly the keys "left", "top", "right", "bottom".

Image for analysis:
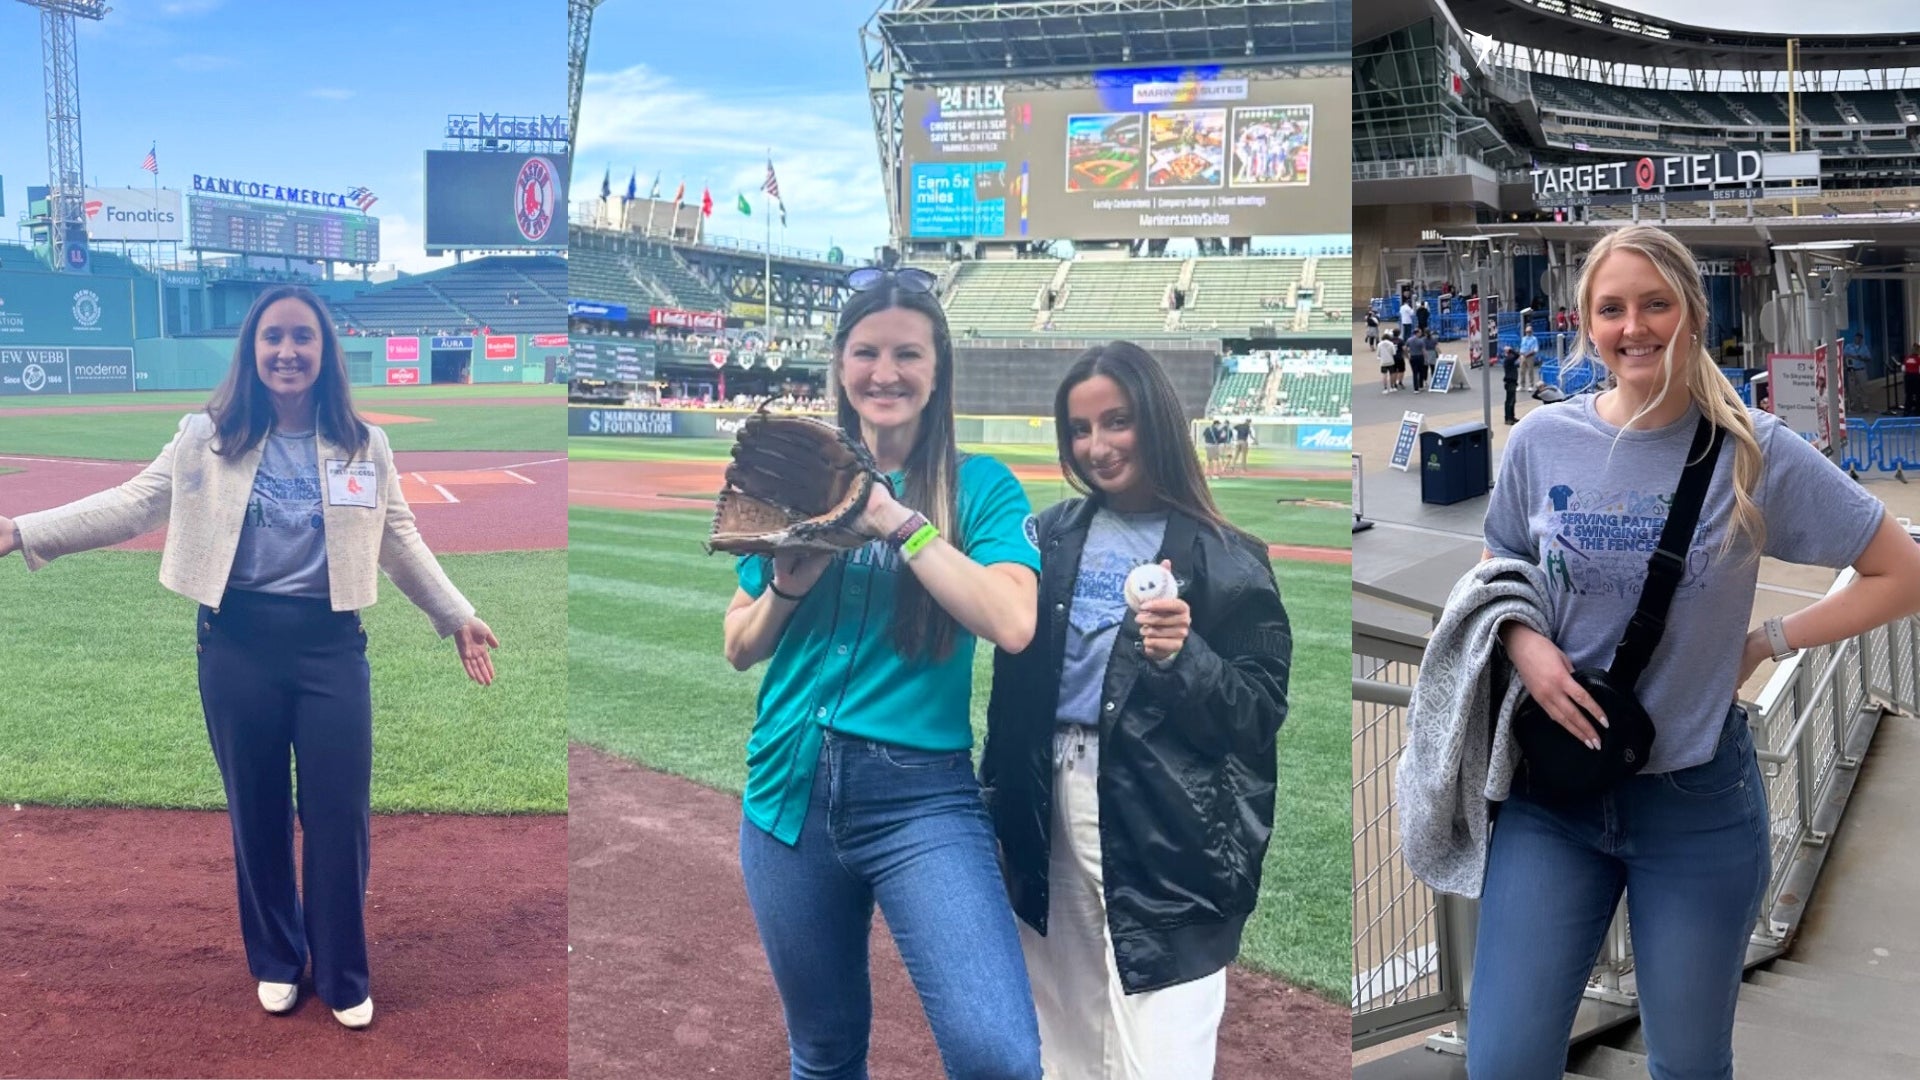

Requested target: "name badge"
[{"left": 325, "top": 459, "right": 378, "bottom": 508}]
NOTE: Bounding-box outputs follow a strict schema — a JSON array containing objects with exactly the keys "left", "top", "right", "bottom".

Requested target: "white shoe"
[
  {"left": 257, "top": 980, "right": 298, "bottom": 1014},
  {"left": 333, "top": 996, "right": 374, "bottom": 1029}
]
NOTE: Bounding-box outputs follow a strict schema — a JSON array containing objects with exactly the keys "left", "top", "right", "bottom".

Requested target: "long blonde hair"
[{"left": 1565, "top": 224, "right": 1765, "bottom": 555}]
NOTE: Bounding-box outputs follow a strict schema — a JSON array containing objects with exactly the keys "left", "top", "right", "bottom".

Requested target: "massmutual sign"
[
  {"left": 191, "top": 175, "right": 364, "bottom": 210},
  {"left": 1532, "top": 150, "right": 1822, "bottom": 207}
]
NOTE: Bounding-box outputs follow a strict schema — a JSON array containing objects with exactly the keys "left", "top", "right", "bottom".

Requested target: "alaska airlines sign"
[{"left": 192, "top": 175, "right": 361, "bottom": 210}]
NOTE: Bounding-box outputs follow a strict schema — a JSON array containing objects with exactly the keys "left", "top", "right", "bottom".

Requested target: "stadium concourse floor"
[{"left": 1349, "top": 320, "right": 1920, "bottom": 1075}]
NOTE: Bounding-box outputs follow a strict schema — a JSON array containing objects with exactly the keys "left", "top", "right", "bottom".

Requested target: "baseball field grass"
[
  {"left": 0, "top": 407, "right": 562, "bottom": 459},
  {"left": 0, "top": 550, "right": 567, "bottom": 813},
  {"left": 566, "top": 502, "right": 1352, "bottom": 1001}
]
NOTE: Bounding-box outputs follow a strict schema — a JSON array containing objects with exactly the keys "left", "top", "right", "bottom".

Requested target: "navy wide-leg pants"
[{"left": 196, "top": 589, "right": 373, "bottom": 1009}]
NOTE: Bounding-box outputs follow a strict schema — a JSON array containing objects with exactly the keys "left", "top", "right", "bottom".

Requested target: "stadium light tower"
[
  {"left": 567, "top": 0, "right": 606, "bottom": 155},
  {"left": 18, "top": 0, "right": 110, "bottom": 273}
]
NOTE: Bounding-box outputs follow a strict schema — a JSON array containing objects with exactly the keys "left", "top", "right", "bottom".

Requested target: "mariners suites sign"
[{"left": 1533, "top": 150, "right": 1821, "bottom": 206}]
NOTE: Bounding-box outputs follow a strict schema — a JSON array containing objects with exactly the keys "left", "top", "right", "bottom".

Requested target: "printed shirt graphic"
[
  {"left": 1485, "top": 395, "right": 1883, "bottom": 773},
  {"left": 228, "top": 431, "right": 330, "bottom": 598},
  {"left": 1057, "top": 509, "right": 1168, "bottom": 726}
]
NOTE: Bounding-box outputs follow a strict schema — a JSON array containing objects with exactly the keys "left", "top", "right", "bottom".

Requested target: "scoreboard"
[
  {"left": 188, "top": 195, "right": 380, "bottom": 263},
  {"left": 570, "top": 337, "right": 656, "bottom": 382}
]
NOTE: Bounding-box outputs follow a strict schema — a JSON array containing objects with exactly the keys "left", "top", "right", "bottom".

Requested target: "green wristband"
[{"left": 901, "top": 522, "right": 940, "bottom": 560}]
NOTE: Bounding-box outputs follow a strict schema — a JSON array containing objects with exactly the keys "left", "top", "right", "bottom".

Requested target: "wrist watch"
[{"left": 1763, "top": 616, "right": 1797, "bottom": 662}]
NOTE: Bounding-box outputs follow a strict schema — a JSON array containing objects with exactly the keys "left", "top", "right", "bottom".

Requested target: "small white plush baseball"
[{"left": 1124, "top": 563, "right": 1178, "bottom": 612}]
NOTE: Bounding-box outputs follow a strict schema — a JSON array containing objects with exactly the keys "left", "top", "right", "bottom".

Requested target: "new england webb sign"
[{"left": 0, "top": 346, "right": 137, "bottom": 396}]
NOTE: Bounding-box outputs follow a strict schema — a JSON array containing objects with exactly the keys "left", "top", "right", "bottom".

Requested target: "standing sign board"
[
  {"left": 1766, "top": 351, "right": 1824, "bottom": 450},
  {"left": 1390, "top": 412, "right": 1424, "bottom": 471},
  {"left": 1429, "top": 357, "right": 1458, "bottom": 393}
]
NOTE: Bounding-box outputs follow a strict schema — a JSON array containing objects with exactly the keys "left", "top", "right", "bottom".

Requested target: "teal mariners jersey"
[{"left": 736, "top": 454, "right": 1041, "bottom": 845}]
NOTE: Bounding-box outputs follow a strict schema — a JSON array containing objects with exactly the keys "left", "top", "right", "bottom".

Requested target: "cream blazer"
[{"left": 14, "top": 413, "right": 475, "bottom": 638}]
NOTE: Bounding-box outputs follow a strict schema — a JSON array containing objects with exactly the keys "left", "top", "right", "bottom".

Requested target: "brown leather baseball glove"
[{"left": 706, "top": 409, "right": 887, "bottom": 555}]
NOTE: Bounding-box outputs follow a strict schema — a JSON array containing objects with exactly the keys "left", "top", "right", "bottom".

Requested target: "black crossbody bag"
[{"left": 1514, "top": 417, "right": 1725, "bottom": 799}]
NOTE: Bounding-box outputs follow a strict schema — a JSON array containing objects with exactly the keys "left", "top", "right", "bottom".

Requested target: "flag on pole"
[
  {"left": 672, "top": 180, "right": 685, "bottom": 207},
  {"left": 648, "top": 172, "right": 661, "bottom": 199},
  {"left": 600, "top": 168, "right": 611, "bottom": 200},
  {"left": 141, "top": 144, "right": 158, "bottom": 175},
  {"left": 762, "top": 158, "right": 787, "bottom": 227},
  {"left": 701, "top": 187, "right": 714, "bottom": 217},
  {"left": 625, "top": 171, "right": 637, "bottom": 201},
  {"left": 737, "top": 193, "right": 752, "bottom": 216}
]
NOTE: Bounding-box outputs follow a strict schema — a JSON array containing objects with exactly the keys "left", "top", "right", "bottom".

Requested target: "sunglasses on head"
[{"left": 846, "top": 267, "right": 937, "bottom": 294}]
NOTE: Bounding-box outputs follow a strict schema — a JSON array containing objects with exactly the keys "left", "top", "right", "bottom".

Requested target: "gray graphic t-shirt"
[
  {"left": 228, "top": 430, "right": 330, "bottom": 598},
  {"left": 1484, "top": 395, "right": 1883, "bottom": 773},
  {"left": 1057, "top": 508, "right": 1169, "bottom": 727}
]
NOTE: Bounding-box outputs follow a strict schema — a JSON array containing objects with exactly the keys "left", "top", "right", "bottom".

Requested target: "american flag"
[
  {"left": 141, "top": 145, "right": 158, "bottom": 174},
  {"left": 347, "top": 186, "right": 379, "bottom": 211},
  {"left": 762, "top": 159, "right": 786, "bottom": 226}
]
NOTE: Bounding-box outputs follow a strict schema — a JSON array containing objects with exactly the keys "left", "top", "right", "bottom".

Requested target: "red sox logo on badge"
[{"left": 515, "top": 157, "right": 557, "bottom": 242}]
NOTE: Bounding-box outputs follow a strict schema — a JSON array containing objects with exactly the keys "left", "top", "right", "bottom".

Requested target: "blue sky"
[
  {"left": 576, "top": 0, "right": 890, "bottom": 260},
  {"left": 0, "top": 0, "right": 563, "bottom": 273}
]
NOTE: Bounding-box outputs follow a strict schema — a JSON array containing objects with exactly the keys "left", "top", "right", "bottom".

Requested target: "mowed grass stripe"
[
  {"left": 0, "top": 404, "right": 561, "bottom": 459},
  {"left": 0, "top": 550, "right": 567, "bottom": 813},
  {"left": 566, "top": 504, "right": 1351, "bottom": 999}
]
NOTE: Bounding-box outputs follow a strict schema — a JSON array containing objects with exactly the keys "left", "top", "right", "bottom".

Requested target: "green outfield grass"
[
  {"left": 0, "top": 383, "right": 564, "bottom": 410},
  {"left": 567, "top": 504, "right": 1351, "bottom": 1001},
  {"left": 568, "top": 436, "right": 1351, "bottom": 550},
  {"left": 569, "top": 433, "right": 1334, "bottom": 474},
  {"left": 0, "top": 403, "right": 562, "bottom": 459},
  {"left": 0, "top": 550, "right": 566, "bottom": 813}
]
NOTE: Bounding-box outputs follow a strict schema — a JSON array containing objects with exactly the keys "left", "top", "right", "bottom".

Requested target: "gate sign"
[
  {"left": 386, "top": 367, "right": 420, "bottom": 385},
  {"left": 386, "top": 336, "right": 420, "bottom": 362},
  {"left": 1390, "top": 411, "right": 1424, "bottom": 472},
  {"left": 431, "top": 335, "right": 475, "bottom": 350},
  {"left": 485, "top": 334, "right": 518, "bottom": 360}
]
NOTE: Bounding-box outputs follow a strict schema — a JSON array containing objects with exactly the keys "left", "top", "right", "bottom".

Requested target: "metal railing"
[{"left": 1352, "top": 569, "right": 1920, "bottom": 1051}]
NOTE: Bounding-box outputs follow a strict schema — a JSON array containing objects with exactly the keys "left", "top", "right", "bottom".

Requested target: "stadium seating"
[
  {"left": 1047, "top": 260, "right": 1181, "bottom": 334},
  {"left": 1183, "top": 256, "right": 1301, "bottom": 330},
  {"left": 331, "top": 255, "right": 564, "bottom": 334},
  {"left": 1206, "top": 370, "right": 1267, "bottom": 415},
  {"left": 941, "top": 259, "right": 1062, "bottom": 333},
  {"left": 1276, "top": 372, "right": 1352, "bottom": 419},
  {"left": 625, "top": 244, "right": 730, "bottom": 311},
  {"left": 570, "top": 244, "right": 667, "bottom": 309}
]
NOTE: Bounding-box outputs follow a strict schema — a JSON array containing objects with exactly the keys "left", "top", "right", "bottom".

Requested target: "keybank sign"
[{"left": 192, "top": 175, "right": 360, "bottom": 209}]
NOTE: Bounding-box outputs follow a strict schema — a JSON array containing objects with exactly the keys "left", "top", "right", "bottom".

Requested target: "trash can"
[{"left": 1420, "top": 422, "right": 1491, "bottom": 506}]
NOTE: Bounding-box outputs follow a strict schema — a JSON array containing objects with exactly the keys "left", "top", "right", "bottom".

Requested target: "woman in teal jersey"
[{"left": 721, "top": 267, "right": 1044, "bottom": 1080}]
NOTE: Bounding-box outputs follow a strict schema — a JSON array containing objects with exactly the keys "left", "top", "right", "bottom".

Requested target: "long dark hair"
[
  {"left": 832, "top": 283, "right": 960, "bottom": 662},
  {"left": 207, "top": 285, "right": 368, "bottom": 458},
  {"left": 1054, "top": 340, "right": 1259, "bottom": 548}
]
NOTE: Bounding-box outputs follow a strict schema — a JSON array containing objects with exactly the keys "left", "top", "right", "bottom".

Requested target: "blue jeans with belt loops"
[
  {"left": 738, "top": 732, "right": 1042, "bottom": 1080},
  {"left": 1466, "top": 705, "right": 1771, "bottom": 1079}
]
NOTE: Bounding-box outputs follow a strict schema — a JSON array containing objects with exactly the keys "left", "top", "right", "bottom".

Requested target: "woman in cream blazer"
[{"left": 0, "top": 285, "right": 498, "bottom": 1029}]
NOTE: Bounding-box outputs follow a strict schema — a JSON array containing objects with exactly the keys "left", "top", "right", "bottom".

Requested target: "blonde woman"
[
  {"left": 0, "top": 287, "right": 498, "bottom": 1028},
  {"left": 1466, "top": 224, "right": 1920, "bottom": 1076}
]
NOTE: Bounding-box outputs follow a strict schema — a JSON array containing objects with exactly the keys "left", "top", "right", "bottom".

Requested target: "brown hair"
[{"left": 207, "top": 285, "right": 368, "bottom": 458}]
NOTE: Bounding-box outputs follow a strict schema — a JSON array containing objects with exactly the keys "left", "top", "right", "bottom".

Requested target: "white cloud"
[
  {"left": 577, "top": 64, "right": 890, "bottom": 258},
  {"left": 172, "top": 53, "right": 236, "bottom": 72},
  {"left": 374, "top": 211, "right": 457, "bottom": 275},
  {"left": 308, "top": 87, "right": 356, "bottom": 102},
  {"left": 1611, "top": 0, "right": 1920, "bottom": 32}
]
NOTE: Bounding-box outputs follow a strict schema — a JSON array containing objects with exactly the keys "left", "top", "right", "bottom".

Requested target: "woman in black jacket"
[{"left": 981, "top": 341, "right": 1291, "bottom": 1079}]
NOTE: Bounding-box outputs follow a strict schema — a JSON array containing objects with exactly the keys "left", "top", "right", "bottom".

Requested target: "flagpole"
[
  {"left": 644, "top": 183, "right": 657, "bottom": 237},
  {"left": 764, "top": 185, "right": 773, "bottom": 337}
]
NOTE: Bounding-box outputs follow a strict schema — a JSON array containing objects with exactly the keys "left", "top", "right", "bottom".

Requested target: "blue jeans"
[
  {"left": 1468, "top": 705, "right": 1770, "bottom": 1080},
  {"left": 738, "top": 732, "right": 1042, "bottom": 1080}
]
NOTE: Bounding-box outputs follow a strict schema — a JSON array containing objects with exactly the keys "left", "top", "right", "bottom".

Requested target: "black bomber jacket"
[{"left": 980, "top": 496, "right": 1291, "bottom": 993}]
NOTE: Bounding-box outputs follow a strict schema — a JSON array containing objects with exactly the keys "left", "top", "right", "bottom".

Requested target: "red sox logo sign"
[{"left": 516, "top": 156, "right": 557, "bottom": 242}]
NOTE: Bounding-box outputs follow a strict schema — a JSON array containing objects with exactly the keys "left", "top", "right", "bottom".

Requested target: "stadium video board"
[
  {"left": 899, "top": 68, "right": 1347, "bottom": 241},
  {"left": 188, "top": 195, "right": 380, "bottom": 263},
  {"left": 424, "top": 151, "right": 570, "bottom": 253}
]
